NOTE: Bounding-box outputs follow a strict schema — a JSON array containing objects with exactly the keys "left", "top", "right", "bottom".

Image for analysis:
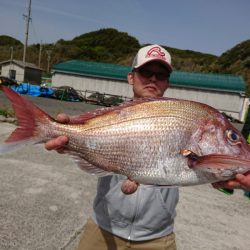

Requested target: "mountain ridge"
[{"left": 0, "top": 28, "right": 249, "bottom": 95}]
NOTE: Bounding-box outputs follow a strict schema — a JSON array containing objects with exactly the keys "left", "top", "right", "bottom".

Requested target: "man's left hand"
[{"left": 213, "top": 171, "right": 250, "bottom": 190}]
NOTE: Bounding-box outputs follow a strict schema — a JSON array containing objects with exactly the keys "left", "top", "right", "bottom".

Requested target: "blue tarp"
[{"left": 11, "top": 83, "right": 54, "bottom": 97}]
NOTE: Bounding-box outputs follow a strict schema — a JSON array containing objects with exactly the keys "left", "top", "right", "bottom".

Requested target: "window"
[{"left": 9, "top": 70, "right": 16, "bottom": 80}]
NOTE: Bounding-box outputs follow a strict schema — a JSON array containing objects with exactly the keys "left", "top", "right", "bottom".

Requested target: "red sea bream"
[{"left": 1, "top": 86, "right": 250, "bottom": 186}]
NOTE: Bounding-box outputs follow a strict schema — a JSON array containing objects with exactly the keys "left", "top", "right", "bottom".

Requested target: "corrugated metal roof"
[
  {"left": 52, "top": 60, "right": 246, "bottom": 93},
  {"left": 53, "top": 60, "right": 128, "bottom": 80},
  {"left": 170, "top": 71, "right": 245, "bottom": 93}
]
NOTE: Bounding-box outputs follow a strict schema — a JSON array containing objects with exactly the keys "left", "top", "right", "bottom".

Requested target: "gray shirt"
[{"left": 92, "top": 175, "right": 179, "bottom": 241}]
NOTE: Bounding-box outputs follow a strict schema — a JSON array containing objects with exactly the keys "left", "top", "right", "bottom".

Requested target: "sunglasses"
[{"left": 133, "top": 68, "right": 170, "bottom": 81}]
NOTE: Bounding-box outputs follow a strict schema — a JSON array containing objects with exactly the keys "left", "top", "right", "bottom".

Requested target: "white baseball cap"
[{"left": 132, "top": 44, "right": 173, "bottom": 72}]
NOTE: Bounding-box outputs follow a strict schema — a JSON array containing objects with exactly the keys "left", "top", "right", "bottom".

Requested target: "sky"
[{"left": 0, "top": 0, "right": 249, "bottom": 56}]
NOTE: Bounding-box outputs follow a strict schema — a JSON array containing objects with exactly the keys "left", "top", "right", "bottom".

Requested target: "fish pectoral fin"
[{"left": 186, "top": 153, "right": 250, "bottom": 174}]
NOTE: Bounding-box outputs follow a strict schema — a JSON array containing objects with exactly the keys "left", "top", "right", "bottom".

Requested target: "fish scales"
[{"left": 39, "top": 102, "right": 213, "bottom": 182}]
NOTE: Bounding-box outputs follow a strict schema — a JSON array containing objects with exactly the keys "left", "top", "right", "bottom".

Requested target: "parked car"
[{"left": 52, "top": 86, "right": 84, "bottom": 102}]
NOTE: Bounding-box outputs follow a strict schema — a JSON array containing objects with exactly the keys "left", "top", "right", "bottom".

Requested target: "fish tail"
[{"left": 0, "top": 86, "right": 53, "bottom": 154}]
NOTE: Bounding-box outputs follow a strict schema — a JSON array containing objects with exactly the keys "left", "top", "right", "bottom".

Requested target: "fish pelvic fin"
[
  {"left": 0, "top": 86, "right": 53, "bottom": 154},
  {"left": 62, "top": 149, "right": 113, "bottom": 177},
  {"left": 76, "top": 158, "right": 112, "bottom": 176}
]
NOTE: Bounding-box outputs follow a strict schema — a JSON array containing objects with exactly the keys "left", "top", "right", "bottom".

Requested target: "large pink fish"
[{"left": 1, "top": 86, "right": 250, "bottom": 186}]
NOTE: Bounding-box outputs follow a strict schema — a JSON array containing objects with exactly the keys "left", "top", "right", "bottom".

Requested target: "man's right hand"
[{"left": 45, "top": 113, "right": 70, "bottom": 151}]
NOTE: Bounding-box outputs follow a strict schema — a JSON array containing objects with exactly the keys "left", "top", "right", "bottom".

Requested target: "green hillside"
[
  {"left": 0, "top": 35, "right": 22, "bottom": 46},
  {"left": 0, "top": 28, "right": 249, "bottom": 95},
  {"left": 211, "top": 39, "right": 250, "bottom": 94}
]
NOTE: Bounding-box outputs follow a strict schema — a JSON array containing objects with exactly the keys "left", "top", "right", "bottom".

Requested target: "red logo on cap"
[{"left": 146, "top": 46, "right": 166, "bottom": 60}]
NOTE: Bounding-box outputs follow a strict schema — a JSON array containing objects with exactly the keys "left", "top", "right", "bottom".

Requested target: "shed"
[
  {"left": 52, "top": 60, "right": 248, "bottom": 122},
  {"left": 0, "top": 60, "right": 42, "bottom": 85}
]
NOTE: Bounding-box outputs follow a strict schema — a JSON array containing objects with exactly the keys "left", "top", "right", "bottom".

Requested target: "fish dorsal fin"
[{"left": 68, "top": 97, "right": 172, "bottom": 124}]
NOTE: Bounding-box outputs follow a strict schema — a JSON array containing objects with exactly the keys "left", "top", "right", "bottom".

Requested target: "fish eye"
[{"left": 225, "top": 130, "right": 240, "bottom": 144}]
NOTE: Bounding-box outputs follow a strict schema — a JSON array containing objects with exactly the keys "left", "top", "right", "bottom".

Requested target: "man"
[{"left": 45, "top": 45, "right": 250, "bottom": 249}]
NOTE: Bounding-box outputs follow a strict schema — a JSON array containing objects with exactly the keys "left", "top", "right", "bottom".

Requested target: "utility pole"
[
  {"left": 38, "top": 41, "right": 42, "bottom": 68},
  {"left": 23, "top": 0, "right": 32, "bottom": 64},
  {"left": 9, "top": 46, "right": 14, "bottom": 78},
  {"left": 10, "top": 46, "right": 14, "bottom": 61},
  {"left": 46, "top": 50, "right": 52, "bottom": 73}
]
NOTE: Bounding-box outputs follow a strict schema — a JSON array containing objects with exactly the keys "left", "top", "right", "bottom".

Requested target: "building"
[
  {"left": 52, "top": 60, "right": 248, "bottom": 122},
  {"left": 0, "top": 59, "right": 42, "bottom": 85}
]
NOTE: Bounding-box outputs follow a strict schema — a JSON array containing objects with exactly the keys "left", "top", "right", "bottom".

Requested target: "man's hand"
[
  {"left": 121, "top": 179, "right": 139, "bottom": 194},
  {"left": 44, "top": 113, "right": 70, "bottom": 152},
  {"left": 213, "top": 171, "right": 250, "bottom": 190}
]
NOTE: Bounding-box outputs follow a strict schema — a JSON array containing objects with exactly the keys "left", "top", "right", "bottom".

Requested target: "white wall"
[
  {"left": 1, "top": 64, "right": 24, "bottom": 83},
  {"left": 167, "top": 87, "right": 247, "bottom": 121},
  {"left": 52, "top": 72, "right": 247, "bottom": 121},
  {"left": 52, "top": 73, "right": 134, "bottom": 98}
]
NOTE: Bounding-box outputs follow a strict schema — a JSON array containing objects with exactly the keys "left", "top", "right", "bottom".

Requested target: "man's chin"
[{"left": 143, "top": 89, "right": 159, "bottom": 97}]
